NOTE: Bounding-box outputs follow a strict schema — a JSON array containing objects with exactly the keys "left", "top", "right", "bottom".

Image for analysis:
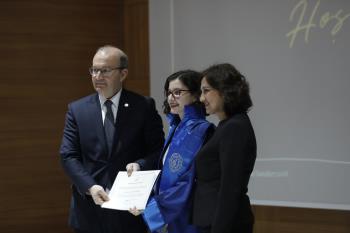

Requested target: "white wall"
[{"left": 150, "top": 0, "right": 350, "bottom": 210}]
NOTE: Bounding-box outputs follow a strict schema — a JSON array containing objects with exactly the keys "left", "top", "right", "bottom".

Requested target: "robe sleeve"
[{"left": 142, "top": 162, "right": 195, "bottom": 232}]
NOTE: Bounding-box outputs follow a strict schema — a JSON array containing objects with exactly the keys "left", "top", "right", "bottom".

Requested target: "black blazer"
[
  {"left": 60, "top": 89, "right": 164, "bottom": 232},
  {"left": 192, "top": 113, "right": 256, "bottom": 233}
]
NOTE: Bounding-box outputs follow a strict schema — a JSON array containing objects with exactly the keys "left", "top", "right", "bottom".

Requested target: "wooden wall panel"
[
  {"left": 122, "top": 0, "right": 150, "bottom": 96},
  {"left": 0, "top": 0, "right": 125, "bottom": 232},
  {"left": 253, "top": 205, "right": 350, "bottom": 233}
]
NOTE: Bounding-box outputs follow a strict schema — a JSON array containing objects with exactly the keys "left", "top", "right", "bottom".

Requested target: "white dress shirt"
[{"left": 98, "top": 89, "right": 122, "bottom": 124}]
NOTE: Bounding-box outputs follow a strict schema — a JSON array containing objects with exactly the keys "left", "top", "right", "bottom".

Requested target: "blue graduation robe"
[{"left": 142, "top": 105, "right": 214, "bottom": 233}]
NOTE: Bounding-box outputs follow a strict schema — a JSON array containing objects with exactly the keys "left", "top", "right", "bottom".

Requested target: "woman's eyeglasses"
[{"left": 166, "top": 89, "right": 190, "bottom": 98}]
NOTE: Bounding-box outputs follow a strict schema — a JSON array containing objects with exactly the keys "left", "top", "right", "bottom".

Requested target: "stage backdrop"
[{"left": 149, "top": 0, "right": 350, "bottom": 210}]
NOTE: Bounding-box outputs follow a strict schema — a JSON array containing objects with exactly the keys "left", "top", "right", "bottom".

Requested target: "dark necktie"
[{"left": 104, "top": 100, "right": 115, "bottom": 154}]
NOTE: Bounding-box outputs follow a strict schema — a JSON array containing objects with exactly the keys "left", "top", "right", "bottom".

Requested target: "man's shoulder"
[
  {"left": 69, "top": 93, "right": 97, "bottom": 107},
  {"left": 122, "top": 89, "right": 154, "bottom": 104}
]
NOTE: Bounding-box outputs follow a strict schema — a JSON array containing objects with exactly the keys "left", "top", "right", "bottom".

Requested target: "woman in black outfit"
[{"left": 192, "top": 63, "right": 257, "bottom": 233}]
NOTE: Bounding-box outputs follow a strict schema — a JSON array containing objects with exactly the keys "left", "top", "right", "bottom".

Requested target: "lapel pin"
[{"left": 124, "top": 103, "right": 129, "bottom": 107}]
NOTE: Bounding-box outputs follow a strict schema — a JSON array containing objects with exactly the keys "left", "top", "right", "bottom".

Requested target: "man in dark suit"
[{"left": 60, "top": 45, "right": 164, "bottom": 233}]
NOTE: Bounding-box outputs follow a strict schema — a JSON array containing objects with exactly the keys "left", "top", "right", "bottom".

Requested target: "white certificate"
[{"left": 102, "top": 170, "right": 160, "bottom": 211}]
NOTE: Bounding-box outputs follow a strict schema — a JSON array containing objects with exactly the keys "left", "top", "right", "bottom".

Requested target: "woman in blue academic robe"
[{"left": 127, "top": 70, "right": 214, "bottom": 233}]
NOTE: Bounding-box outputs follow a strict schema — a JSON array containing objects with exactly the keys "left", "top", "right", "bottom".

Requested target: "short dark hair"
[
  {"left": 163, "top": 70, "right": 204, "bottom": 114},
  {"left": 119, "top": 54, "right": 128, "bottom": 69},
  {"left": 202, "top": 63, "right": 252, "bottom": 116}
]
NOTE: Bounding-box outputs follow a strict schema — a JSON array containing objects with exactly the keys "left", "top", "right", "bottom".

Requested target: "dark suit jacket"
[
  {"left": 60, "top": 89, "right": 164, "bottom": 233},
  {"left": 192, "top": 113, "right": 256, "bottom": 233}
]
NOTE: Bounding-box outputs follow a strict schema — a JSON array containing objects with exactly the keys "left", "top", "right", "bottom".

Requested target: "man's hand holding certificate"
[{"left": 102, "top": 170, "right": 160, "bottom": 211}]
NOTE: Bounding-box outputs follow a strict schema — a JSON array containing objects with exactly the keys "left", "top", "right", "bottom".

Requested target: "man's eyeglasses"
[
  {"left": 166, "top": 89, "right": 190, "bottom": 98},
  {"left": 89, "top": 67, "right": 125, "bottom": 77}
]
